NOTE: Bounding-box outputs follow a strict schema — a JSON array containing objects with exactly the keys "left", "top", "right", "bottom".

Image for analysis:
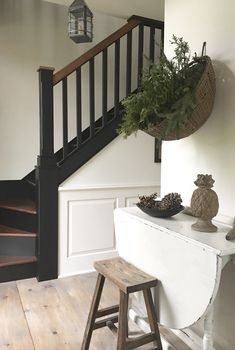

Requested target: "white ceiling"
[{"left": 42, "top": 0, "right": 164, "bottom": 20}]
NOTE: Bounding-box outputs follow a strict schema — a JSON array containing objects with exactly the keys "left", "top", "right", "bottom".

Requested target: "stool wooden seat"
[{"left": 82, "top": 257, "right": 162, "bottom": 350}]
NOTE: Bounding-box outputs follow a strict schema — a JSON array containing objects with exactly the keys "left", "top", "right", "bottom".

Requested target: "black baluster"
[
  {"left": 76, "top": 68, "right": 82, "bottom": 148},
  {"left": 114, "top": 39, "right": 120, "bottom": 118},
  {"left": 149, "top": 27, "right": 155, "bottom": 62},
  {"left": 62, "top": 77, "right": 68, "bottom": 159},
  {"left": 89, "top": 58, "right": 95, "bottom": 137},
  {"left": 138, "top": 24, "right": 144, "bottom": 87},
  {"left": 102, "top": 48, "right": 108, "bottom": 126},
  {"left": 126, "top": 30, "right": 132, "bottom": 96},
  {"left": 154, "top": 26, "right": 164, "bottom": 164},
  {"left": 154, "top": 139, "right": 162, "bottom": 163}
]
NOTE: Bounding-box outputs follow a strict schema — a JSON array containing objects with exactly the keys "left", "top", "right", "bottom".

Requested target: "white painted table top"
[
  {"left": 114, "top": 207, "right": 235, "bottom": 330},
  {"left": 116, "top": 207, "right": 235, "bottom": 256}
]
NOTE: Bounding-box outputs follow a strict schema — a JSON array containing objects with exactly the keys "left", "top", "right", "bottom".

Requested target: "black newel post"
[{"left": 36, "top": 66, "right": 58, "bottom": 282}]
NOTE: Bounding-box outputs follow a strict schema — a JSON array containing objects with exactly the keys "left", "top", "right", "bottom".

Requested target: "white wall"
[
  {"left": 43, "top": 0, "right": 165, "bottom": 20},
  {"left": 61, "top": 132, "right": 160, "bottom": 188},
  {"left": 59, "top": 131, "right": 161, "bottom": 275},
  {"left": 163, "top": 1, "right": 235, "bottom": 348},
  {"left": 0, "top": 0, "right": 126, "bottom": 179}
]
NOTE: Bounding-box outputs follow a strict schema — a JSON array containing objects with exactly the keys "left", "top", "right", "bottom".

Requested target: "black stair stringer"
[
  {"left": 23, "top": 109, "right": 123, "bottom": 186},
  {"left": 55, "top": 114, "right": 104, "bottom": 164},
  {"left": 58, "top": 113, "right": 123, "bottom": 184}
]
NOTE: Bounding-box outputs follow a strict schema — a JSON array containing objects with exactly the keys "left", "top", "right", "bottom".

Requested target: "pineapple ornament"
[{"left": 191, "top": 174, "right": 219, "bottom": 232}]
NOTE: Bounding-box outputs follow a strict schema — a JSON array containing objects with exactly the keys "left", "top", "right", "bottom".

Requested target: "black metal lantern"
[{"left": 68, "top": 0, "right": 93, "bottom": 43}]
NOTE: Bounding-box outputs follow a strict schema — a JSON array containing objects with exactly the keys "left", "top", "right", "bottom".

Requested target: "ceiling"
[{"left": 42, "top": 0, "right": 164, "bottom": 20}]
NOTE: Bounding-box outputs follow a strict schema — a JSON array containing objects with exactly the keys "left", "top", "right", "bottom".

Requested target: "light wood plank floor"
[{"left": 0, "top": 273, "right": 191, "bottom": 350}]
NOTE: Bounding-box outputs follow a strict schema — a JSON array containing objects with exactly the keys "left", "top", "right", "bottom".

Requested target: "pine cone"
[
  {"left": 160, "top": 193, "right": 182, "bottom": 210},
  {"left": 138, "top": 192, "right": 182, "bottom": 211},
  {"left": 138, "top": 193, "right": 158, "bottom": 208}
]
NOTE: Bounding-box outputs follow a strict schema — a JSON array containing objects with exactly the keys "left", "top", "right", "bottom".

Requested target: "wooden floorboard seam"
[{"left": 16, "top": 281, "right": 36, "bottom": 350}]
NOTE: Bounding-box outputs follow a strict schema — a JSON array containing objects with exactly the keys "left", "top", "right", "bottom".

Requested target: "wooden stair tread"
[
  {"left": 0, "top": 199, "right": 36, "bottom": 214},
  {"left": 0, "top": 256, "right": 37, "bottom": 267},
  {"left": 94, "top": 257, "right": 158, "bottom": 293},
  {"left": 0, "top": 225, "right": 36, "bottom": 237}
]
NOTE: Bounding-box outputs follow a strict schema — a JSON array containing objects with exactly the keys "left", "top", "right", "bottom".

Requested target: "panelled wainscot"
[{"left": 114, "top": 207, "right": 235, "bottom": 350}]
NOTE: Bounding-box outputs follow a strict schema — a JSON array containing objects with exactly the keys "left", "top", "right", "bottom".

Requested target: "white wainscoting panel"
[
  {"left": 68, "top": 198, "right": 116, "bottom": 256},
  {"left": 59, "top": 184, "right": 159, "bottom": 277}
]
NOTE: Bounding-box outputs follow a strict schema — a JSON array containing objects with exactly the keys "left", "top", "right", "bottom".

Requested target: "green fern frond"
[{"left": 118, "top": 35, "right": 206, "bottom": 139}]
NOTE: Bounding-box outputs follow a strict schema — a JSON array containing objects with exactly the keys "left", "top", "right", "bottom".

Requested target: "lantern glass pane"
[
  {"left": 69, "top": 14, "right": 77, "bottom": 34},
  {"left": 86, "top": 19, "right": 92, "bottom": 37},
  {"left": 69, "top": 14, "right": 85, "bottom": 35},
  {"left": 77, "top": 19, "right": 85, "bottom": 35}
]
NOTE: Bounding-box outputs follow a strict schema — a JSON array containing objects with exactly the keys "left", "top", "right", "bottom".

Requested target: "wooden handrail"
[
  {"left": 53, "top": 18, "right": 141, "bottom": 86},
  {"left": 128, "top": 15, "right": 164, "bottom": 29}
]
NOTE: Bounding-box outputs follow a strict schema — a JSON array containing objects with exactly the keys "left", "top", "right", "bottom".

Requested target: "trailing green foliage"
[{"left": 119, "top": 35, "right": 206, "bottom": 138}]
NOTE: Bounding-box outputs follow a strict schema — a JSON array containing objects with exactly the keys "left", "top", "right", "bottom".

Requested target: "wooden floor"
[{"left": 0, "top": 273, "right": 191, "bottom": 350}]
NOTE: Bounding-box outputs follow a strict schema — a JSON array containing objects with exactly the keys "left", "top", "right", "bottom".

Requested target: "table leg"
[{"left": 203, "top": 307, "right": 215, "bottom": 350}]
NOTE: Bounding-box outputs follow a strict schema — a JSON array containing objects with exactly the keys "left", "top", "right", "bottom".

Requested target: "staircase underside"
[{"left": 0, "top": 192, "right": 37, "bottom": 283}]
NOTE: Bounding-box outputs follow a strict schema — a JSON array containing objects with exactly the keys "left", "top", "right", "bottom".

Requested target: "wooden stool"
[{"left": 82, "top": 257, "right": 162, "bottom": 350}]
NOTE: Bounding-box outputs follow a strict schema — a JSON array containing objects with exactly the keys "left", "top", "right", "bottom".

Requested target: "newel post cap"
[{"left": 37, "top": 66, "right": 55, "bottom": 72}]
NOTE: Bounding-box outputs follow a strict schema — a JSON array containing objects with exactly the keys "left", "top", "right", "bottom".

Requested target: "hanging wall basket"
[{"left": 142, "top": 56, "right": 216, "bottom": 141}]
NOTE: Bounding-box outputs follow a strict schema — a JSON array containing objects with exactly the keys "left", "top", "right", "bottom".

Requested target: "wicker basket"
[{"left": 142, "top": 56, "right": 216, "bottom": 141}]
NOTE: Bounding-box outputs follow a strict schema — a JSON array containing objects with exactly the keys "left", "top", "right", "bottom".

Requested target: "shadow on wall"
[{"left": 191, "top": 60, "right": 235, "bottom": 147}]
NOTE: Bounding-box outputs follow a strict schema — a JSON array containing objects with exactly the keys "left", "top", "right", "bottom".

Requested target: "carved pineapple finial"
[
  {"left": 191, "top": 174, "right": 219, "bottom": 232},
  {"left": 194, "top": 174, "right": 214, "bottom": 188}
]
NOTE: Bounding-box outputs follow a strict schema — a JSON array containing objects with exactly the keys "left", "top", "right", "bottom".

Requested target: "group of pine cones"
[{"left": 138, "top": 192, "right": 182, "bottom": 210}]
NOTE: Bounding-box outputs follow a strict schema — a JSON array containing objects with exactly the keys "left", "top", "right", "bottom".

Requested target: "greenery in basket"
[{"left": 119, "top": 35, "right": 207, "bottom": 139}]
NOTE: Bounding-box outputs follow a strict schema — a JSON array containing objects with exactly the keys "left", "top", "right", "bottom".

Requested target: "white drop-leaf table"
[{"left": 114, "top": 207, "right": 235, "bottom": 350}]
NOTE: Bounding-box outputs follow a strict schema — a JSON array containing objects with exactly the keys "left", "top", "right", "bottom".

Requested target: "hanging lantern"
[{"left": 68, "top": 0, "right": 93, "bottom": 43}]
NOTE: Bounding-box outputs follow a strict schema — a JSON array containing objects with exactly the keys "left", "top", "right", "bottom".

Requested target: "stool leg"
[
  {"left": 117, "top": 291, "right": 129, "bottom": 350},
  {"left": 143, "top": 288, "right": 163, "bottom": 350},
  {"left": 81, "top": 273, "right": 105, "bottom": 350}
]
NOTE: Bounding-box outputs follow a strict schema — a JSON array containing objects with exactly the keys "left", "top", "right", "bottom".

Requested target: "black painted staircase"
[
  {"left": 0, "top": 16, "right": 164, "bottom": 283},
  {"left": 0, "top": 181, "right": 37, "bottom": 282}
]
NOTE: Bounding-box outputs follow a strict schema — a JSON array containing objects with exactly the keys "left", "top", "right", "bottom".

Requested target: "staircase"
[
  {"left": 0, "top": 181, "right": 37, "bottom": 282},
  {"left": 0, "top": 15, "right": 164, "bottom": 283}
]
